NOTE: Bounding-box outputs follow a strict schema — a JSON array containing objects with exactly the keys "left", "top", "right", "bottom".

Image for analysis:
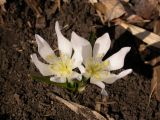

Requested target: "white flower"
[
  {"left": 30, "top": 21, "right": 83, "bottom": 83},
  {"left": 71, "top": 32, "right": 132, "bottom": 95}
]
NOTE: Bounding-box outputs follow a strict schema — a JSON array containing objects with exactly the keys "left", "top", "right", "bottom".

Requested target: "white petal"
[
  {"left": 93, "top": 33, "right": 111, "bottom": 59},
  {"left": 78, "top": 65, "right": 85, "bottom": 74},
  {"left": 72, "top": 48, "right": 83, "bottom": 68},
  {"left": 71, "top": 31, "right": 92, "bottom": 63},
  {"left": 70, "top": 72, "right": 82, "bottom": 80},
  {"left": 106, "top": 47, "right": 131, "bottom": 71},
  {"left": 72, "top": 50, "right": 85, "bottom": 74},
  {"left": 31, "top": 54, "right": 53, "bottom": 76},
  {"left": 35, "top": 34, "right": 55, "bottom": 63},
  {"left": 90, "top": 78, "right": 108, "bottom": 96},
  {"left": 50, "top": 76, "right": 66, "bottom": 83},
  {"left": 103, "top": 69, "right": 132, "bottom": 84},
  {"left": 55, "top": 21, "right": 72, "bottom": 57}
]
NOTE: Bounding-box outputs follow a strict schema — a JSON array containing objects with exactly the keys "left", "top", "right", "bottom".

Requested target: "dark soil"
[{"left": 0, "top": 0, "right": 160, "bottom": 120}]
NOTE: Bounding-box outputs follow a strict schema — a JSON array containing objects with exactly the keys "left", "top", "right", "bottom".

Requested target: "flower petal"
[
  {"left": 70, "top": 71, "right": 82, "bottom": 80},
  {"left": 72, "top": 49, "right": 85, "bottom": 74},
  {"left": 90, "top": 78, "right": 108, "bottom": 96},
  {"left": 50, "top": 76, "right": 66, "bottom": 83},
  {"left": 72, "top": 48, "right": 83, "bottom": 68},
  {"left": 71, "top": 31, "right": 92, "bottom": 63},
  {"left": 31, "top": 54, "right": 53, "bottom": 76},
  {"left": 55, "top": 21, "right": 72, "bottom": 57},
  {"left": 106, "top": 47, "right": 131, "bottom": 71},
  {"left": 103, "top": 69, "right": 132, "bottom": 84},
  {"left": 35, "top": 34, "right": 55, "bottom": 63},
  {"left": 93, "top": 33, "right": 111, "bottom": 59},
  {"left": 78, "top": 65, "right": 85, "bottom": 74}
]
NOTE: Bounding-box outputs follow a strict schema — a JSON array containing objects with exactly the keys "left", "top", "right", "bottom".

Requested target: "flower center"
[
  {"left": 84, "top": 58, "right": 109, "bottom": 80},
  {"left": 49, "top": 55, "right": 73, "bottom": 78}
]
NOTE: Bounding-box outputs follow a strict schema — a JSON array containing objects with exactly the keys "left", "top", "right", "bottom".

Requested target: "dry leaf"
[
  {"left": 0, "top": 0, "right": 6, "bottom": 25},
  {"left": 118, "top": 21, "right": 160, "bottom": 49},
  {"left": 151, "top": 66, "right": 160, "bottom": 101},
  {"left": 120, "top": 0, "right": 129, "bottom": 2},
  {"left": 0, "top": 0, "right": 6, "bottom": 6},
  {"left": 127, "top": 14, "right": 150, "bottom": 24},
  {"left": 48, "top": 93, "right": 113, "bottom": 120},
  {"left": 91, "top": 0, "right": 126, "bottom": 24},
  {"left": 0, "top": 0, "right": 6, "bottom": 12},
  {"left": 89, "top": 0, "right": 98, "bottom": 4},
  {"left": 134, "top": 0, "right": 160, "bottom": 19},
  {"left": 154, "top": 19, "right": 160, "bottom": 36},
  {"left": 149, "top": 57, "right": 160, "bottom": 105}
]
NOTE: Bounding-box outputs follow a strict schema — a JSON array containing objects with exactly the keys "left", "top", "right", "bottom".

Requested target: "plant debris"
[
  {"left": 126, "top": 14, "right": 150, "bottom": 24},
  {"left": 24, "top": 0, "right": 46, "bottom": 28},
  {"left": 0, "top": 0, "right": 6, "bottom": 25},
  {"left": 118, "top": 20, "right": 160, "bottom": 49},
  {"left": 133, "top": 0, "right": 160, "bottom": 19},
  {"left": 154, "top": 19, "right": 160, "bottom": 36},
  {"left": 0, "top": 0, "right": 6, "bottom": 11},
  {"left": 90, "top": 0, "right": 126, "bottom": 24},
  {"left": 1, "top": 0, "right": 160, "bottom": 119},
  {"left": 149, "top": 57, "right": 160, "bottom": 104},
  {"left": 48, "top": 92, "right": 114, "bottom": 120}
]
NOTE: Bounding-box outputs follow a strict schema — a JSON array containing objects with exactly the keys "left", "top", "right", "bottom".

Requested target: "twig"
[{"left": 48, "top": 92, "right": 113, "bottom": 120}]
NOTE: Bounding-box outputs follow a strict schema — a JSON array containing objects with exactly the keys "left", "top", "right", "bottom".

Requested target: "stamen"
[
  {"left": 85, "top": 58, "right": 109, "bottom": 80},
  {"left": 49, "top": 55, "right": 73, "bottom": 78}
]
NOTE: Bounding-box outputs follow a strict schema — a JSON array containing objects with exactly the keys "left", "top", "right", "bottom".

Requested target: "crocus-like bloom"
[
  {"left": 30, "top": 21, "right": 83, "bottom": 83},
  {"left": 71, "top": 32, "right": 132, "bottom": 95}
]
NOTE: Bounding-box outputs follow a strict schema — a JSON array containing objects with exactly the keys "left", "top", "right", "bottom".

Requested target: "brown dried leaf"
[
  {"left": 118, "top": 21, "right": 160, "bottom": 49},
  {"left": 134, "top": 0, "right": 160, "bottom": 19},
  {"left": 0, "top": 0, "right": 6, "bottom": 25},
  {"left": 0, "top": 0, "right": 6, "bottom": 12},
  {"left": 48, "top": 93, "right": 113, "bottom": 120},
  {"left": 127, "top": 14, "right": 150, "bottom": 24},
  {"left": 92, "top": 0, "right": 126, "bottom": 23},
  {"left": 150, "top": 57, "right": 160, "bottom": 103},
  {"left": 89, "top": 0, "right": 97, "bottom": 4},
  {"left": 120, "top": 0, "right": 129, "bottom": 2},
  {"left": 154, "top": 19, "right": 160, "bottom": 36},
  {"left": 0, "top": 0, "right": 6, "bottom": 6}
]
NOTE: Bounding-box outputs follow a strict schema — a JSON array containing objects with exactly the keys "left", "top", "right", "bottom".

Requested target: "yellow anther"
[
  {"left": 85, "top": 58, "right": 110, "bottom": 80},
  {"left": 49, "top": 55, "right": 73, "bottom": 78}
]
